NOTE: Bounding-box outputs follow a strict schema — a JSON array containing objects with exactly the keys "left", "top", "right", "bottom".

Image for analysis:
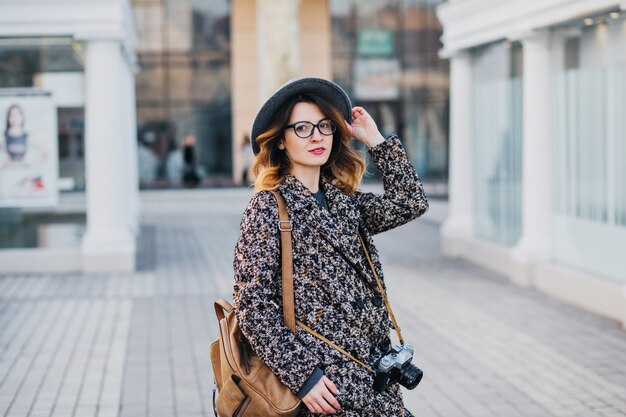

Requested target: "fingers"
[
  {"left": 304, "top": 393, "right": 339, "bottom": 414},
  {"left": 352, "top": 106, "right": 370, "bottom": 118},
  {"left": 344, "top": 120, "right": 356, "bottom": 138},
  {"left": 321, "top": 386, "right": 341, "bottom": 410},
  {"left": 302, "top": 376, "right": 341, "bottom": 414},
  {"left": 304, "top": 397, "right": 338, "bottom": 415},
  {"left": 323, "top": 376, "right": 338, "bottom": 395},
  {"left": 304, "top": 399, "right": 321, "bottom": 414}
]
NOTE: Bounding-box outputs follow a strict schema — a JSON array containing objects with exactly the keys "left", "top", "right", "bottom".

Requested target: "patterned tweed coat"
[{"left": 233, "top": 135, "right": 428, "bottom": 417}]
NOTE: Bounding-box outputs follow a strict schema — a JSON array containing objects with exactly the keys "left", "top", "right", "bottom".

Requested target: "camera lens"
[{"left": 399, "top": 364, "right": 423, "bottom": 390}]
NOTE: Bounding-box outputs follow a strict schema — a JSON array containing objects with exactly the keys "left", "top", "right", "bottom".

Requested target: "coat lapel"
[{"left": 278, "top": 174, "right": 378, "bottom": 290}]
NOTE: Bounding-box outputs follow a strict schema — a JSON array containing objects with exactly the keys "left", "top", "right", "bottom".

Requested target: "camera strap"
[
  {"left": 296, "top": 320, "right": 373, "bottom": 372},
  {"left": 357, "top": 233, "right": 404, "bottom": 346}
]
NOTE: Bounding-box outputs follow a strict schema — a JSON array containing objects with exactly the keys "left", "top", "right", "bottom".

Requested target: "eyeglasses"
[{"left": 285, "top": 118, "right": 336, "bottom": 139}]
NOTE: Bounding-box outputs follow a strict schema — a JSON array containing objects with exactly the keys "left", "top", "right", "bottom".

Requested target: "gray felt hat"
[{"left": 250, "top": 77, "right": 352, "bottom": 155}]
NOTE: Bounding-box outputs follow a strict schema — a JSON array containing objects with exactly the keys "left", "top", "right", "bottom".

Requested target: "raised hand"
[{"left": 344, "top": 106, "right": 385, "bottom": 148}]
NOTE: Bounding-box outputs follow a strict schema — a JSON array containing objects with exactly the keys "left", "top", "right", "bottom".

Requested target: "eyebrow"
[{"left": 289, "top": 117, "right": 331, "bottom": 124}]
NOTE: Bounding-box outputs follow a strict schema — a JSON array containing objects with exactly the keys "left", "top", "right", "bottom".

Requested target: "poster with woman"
[{"left": 0, "top": 90, "right": 58, "bottom": 207}]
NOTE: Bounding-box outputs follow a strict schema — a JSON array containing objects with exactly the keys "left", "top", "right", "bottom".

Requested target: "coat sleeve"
[
  {"left": 354, "top": 134, "right": 429, "bottom": 235},
  {"left": 232, "top": 191, "right": 321, "bottom": 394}
]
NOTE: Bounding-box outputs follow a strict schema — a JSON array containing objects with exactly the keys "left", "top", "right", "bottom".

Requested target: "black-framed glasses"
[{"left": 285, "top": 118, "right": 336, "bottom": 139}]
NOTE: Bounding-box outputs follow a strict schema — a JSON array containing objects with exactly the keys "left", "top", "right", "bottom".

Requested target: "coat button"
[
  {"left": 356, "top": 299, "right": 365, "bottom": 309},
  {"left": 372, "top": 296, "right": 383, "bottom": 307}
]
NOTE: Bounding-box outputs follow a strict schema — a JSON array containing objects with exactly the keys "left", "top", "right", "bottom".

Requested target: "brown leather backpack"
[
  {"left": 210, "top": 299, "right": 301, "bottom": 417},
  {"left": 210, "top": 191, "right": 301, "bottom": 417}
]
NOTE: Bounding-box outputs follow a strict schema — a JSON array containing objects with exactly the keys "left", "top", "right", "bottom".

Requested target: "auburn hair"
[{"left": 252, "top": 94, "right": 366, "bottom": 196}]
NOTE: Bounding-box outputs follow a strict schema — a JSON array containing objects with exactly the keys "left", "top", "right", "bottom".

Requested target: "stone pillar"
[
  {"left": 299, "top": 0, "right": 331, "bottom": 79},
  {"left": 622, "top": 286, "right": 626, "bottom": 329},
  {"left": 441, "top": 51, "right": 474, "bottom": 257},
  {"left": 122, "top": 59, "right": 141, "bottom": 236},
  {"left": 231, "top": 0, "right": 260, "bottom": 184},
  {"left": 510, "top": 31, "right": 553, "bottom": 285},
  {"left": 81, "top": 39, "right": 136, "bottom": 272},
  {"left": 256, "top": 0, "right": 301, "bottom": 99},
  {"left": 231, "top": 0, "right": 331, "bottom": 184}
]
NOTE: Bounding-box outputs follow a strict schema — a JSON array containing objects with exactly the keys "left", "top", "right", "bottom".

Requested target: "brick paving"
[{"left": 1, "top": 187, "right": 626, "bottom": 417}]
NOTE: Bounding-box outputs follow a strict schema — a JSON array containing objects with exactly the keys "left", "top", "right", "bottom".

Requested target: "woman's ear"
[{"left": 278, "top": 140, "right": 285, "bottom": 150}]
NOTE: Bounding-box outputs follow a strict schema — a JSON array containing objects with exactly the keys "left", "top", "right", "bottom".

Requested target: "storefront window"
[
  {"left": 0, "top": 38, "right": 82, "bottom": 88},
  {"left": 132, "top": 0, "right": 231, "bottom": 187},
  {"left": 330, "top": 0, "right": 449, "bottom": 181},
  {"left": 0, "top": 40, "right": 86, "bottom": 249},
  {"left": 552, "top": 14, "right": 626, "bottom": 281},
  {"left": 472, "top": 41, "right": 523, "bottom": 246}
]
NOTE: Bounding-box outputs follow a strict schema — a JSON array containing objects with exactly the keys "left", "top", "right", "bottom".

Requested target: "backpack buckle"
[{"left": 278, "top": 220, "right": 292, "bottom": 232}]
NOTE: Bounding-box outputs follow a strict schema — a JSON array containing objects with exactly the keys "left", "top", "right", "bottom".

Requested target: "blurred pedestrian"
[
  {"left": 240, "top": 133, "right": 254, "bottom": 186},
  {"left": 182, "top": 133, "right": 200, "bottom": 187},
  {"left": 232, "top": 78, "right": 429, "bottom": 416}
]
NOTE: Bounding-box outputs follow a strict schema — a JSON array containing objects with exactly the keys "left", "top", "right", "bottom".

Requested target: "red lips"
[{"left": 309, "top": 147, "right": 326, "bottom": 154}]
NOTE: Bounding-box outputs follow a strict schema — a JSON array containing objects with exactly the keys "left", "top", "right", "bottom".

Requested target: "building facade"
[
  {"left": 0, "top": 0, "right": 448, "bottom": 191},
  {"left": 438, "top": 0, "right": 626, "bottom": 325},
  {"left": 0, "top": 0, "right": 140, "bottom": 272},
  {"left": 0, "top": 0, "right": 448, "bottom": 272},
  {"left": 133, "top": 0, "right": 449, "bottom": 187}
]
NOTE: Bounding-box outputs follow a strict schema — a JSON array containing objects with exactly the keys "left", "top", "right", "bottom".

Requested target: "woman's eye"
[
  {"left": 295, "top": 124, "right": 308, "bottom": 132},
  {"left": 320, "top": 121, "right": 331, "bottom": 129}
]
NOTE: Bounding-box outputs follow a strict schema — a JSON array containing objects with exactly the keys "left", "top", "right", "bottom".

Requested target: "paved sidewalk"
[{"left": 1, "top": 188, "right": 625, "bottom": 417}]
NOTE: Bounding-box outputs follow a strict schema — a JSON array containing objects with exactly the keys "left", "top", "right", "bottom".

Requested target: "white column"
[
  {"left": 256, "top": 0, "right": 301, "bottom": 99},
  {"left": 510, "top": 31, "right": 553, "bottom": 285},
  {"left": 81, "top": 39, "right": 136, "bottom": 272},
  {"left": 441, "top": 51, "right": 474, "bottom": 257},
  {"left": 122, "top": 60, "right": 141, "bottom": 236}
]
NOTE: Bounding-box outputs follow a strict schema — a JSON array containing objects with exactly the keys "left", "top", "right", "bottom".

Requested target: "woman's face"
[
  {"left": 8, "top": 107, "right": 23, "bottom": 129},
  {"left": 279, "top": 101, "right": 333, "bottom": 175}
]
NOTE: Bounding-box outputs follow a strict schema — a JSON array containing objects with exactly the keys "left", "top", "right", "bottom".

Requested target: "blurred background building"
[
  {"left": 132, "top": 0, "right": 449, "bottom": 187},
  {"left": 0, "top": 0, "right": 448, "bottom": 272},
  {"left": 438, "top": 0, "right": 626, "bottom": 325},
  {"left": 4, "top": 0, "right": 622, "bottom": 328},
  {"left": 0, "top": 0, "right": 140, "bottom": 272}
]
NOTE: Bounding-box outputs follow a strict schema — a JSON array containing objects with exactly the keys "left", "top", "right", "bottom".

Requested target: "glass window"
[
  {"left": 0, "top": 40, "right": 86, "bottom": 250},
  {"left": 330, "top": 0, "right": 449, "bottom": 182},
  {"left": 133, "top": 0, "right": 232, "bottom": 185},
  {"left": 472, "top": 41, "right": 523, "bottom": 246},
  {"left": 0, "top": 39, "right": 82, "bottom": 87},
  {"left": 190, "top": 0, "right": 230, "bottom": 50},
  {"left": 551, "top": 15, "right": 626, "bottom": 281}
]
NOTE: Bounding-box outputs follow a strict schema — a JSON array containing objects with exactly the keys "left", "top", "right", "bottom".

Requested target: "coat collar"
[{"left": 277, "top": 173, "right": 378, "bottom": 291}]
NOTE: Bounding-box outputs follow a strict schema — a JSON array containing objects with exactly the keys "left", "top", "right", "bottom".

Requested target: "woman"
[
  {"left": 3, "top": 104, "right": 48, "bottom": 164},
  {"left": 1, "top": 104, "right": 49, "bottom": 199},
  {"left": 233, "top": 78, "right": 428, "bottom": 416}
]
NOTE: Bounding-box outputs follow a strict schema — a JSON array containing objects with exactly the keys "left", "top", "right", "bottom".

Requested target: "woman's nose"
[{"left": 310, "top": 127, "right": 324, "bottom": 142}]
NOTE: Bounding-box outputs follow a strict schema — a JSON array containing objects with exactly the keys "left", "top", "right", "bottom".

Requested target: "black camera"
[{"left": 373, "top": 343, "right": 423, "bottom": 392}]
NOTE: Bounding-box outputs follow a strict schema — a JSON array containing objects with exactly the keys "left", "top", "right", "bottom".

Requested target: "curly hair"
[{"left": 252, "top": 94, "right": 366, "bottom": 195}]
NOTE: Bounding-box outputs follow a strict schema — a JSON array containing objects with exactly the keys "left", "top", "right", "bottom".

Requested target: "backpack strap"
[
  {"left": 269, "top": 190, "right": 297, "bottom": 334},
  {"left": 214, "top": 298, "right": 233, "bottom": 322}
]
